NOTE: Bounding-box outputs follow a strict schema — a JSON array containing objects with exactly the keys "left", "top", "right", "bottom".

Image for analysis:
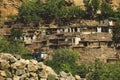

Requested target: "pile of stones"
[{"left": 0, "top": 53, "right": 83, "bottom": 80}]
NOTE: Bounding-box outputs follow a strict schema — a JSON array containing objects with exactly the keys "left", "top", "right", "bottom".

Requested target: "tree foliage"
[
  {"left": 11, "top": 28, "right": 23, "bottom": 39},
  {"left": 18, "top": 0, "right": 42, "bottom": 24},
  {"left": 112, "top": 20, "right": 120, "bottom": 48},
  {"left": 0, "top": 36, "right": 28, "bottom": 54},
  {"left": 100, "top": 2, "right": 114, "bottom": 19},
  {"left": 45, "top": 49, "right": 79, "bottom": 73},
  {"left": 18, "top": 0, "right": 85, "bottom": 26},
  {"left": 84, "top": 0, "right": 100, "bottom": 19},
  {"left": 87, "top": 60, "right": 120, "bottom": 80}
]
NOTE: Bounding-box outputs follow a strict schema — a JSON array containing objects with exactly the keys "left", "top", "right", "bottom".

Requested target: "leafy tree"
[
  {"left": 11, "top": 28, "right": 23, "bottom": 40},
  {"left": 74, "top": 64, "right": 88, "bottom": 78},
  {"left": 0, "top": 36, "right": 11, "bottom": 53},
  {"left": 87, "top": 60, "right": 120, "bottom": 80},
  {"left": 9, "top": 41, "right": 29, "bottom": 55},
  {"left": 44, "top": 48, "right": 80, "bottom": 74},
  {"left": 42, "top": 0, "right": 66, "bottom": 24},
  {"left": 0, "top": 36, "right": 28, "bottom": 55},
  {"left": 100, "top": 2, "right": 114, "bottom": 19},
  {"left": 18, "top": 0, "right": 43, "bottom": 25},
  {"left": 18, "top": 0, "right": 85, "bottom": 26},
  {"left": 68, "top": 6, "right": 85, "bottom": 20},
  {"left": 112, "top": 20, "right": 120, "bottom": 48},
  {"left": 91, "top": 0, "right": 100, "bottom": 17},
  {"left": 84, "top": 0, "right": 100, "bottom": 19}
]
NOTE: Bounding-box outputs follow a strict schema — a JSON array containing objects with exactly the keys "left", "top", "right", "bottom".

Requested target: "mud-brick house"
[{"left": 40, "top": 20, "right": 113, "bottom": 50}]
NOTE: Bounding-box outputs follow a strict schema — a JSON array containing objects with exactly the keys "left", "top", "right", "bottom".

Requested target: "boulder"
[
  {"left": 29, "top": 77, "right": 38, "bottom": 80},
  {"left": 0, "top": 59, "right": 10, "bottom": 69},
  {"left": 59, "top": 71, "right": 75, "bottom": 80},
  {"left": 15, "top": 69, "right": 26, "bottom": 76},
  {"left": 27, "top": 62, "right": 38, "bottom": 72},
  {"left": 0, "top": 53, "right": 17, "bottom": 63},
  {"left": 6, "top": 78, "right": 12, "bottom": 80},
  {"left": 0, "top": 76, "right": 5, "bottom": 80},
  {"left": 75, "top": 75, "right": 81, "bottom": 80},
  {"left": 0, "top": 70, "right": 7, "bottom": 77},
  {"left": 30, "top": 59, "right": 38, "bottom": 65},
  {"left": 38, "top": 70, "right": 47, "bottom": 78},
  {"left": 29, "top": 72, "right": 37, "bottom": 77},
  {"left": 13, "top": 75, "right": 20, "bottom": 80},
  {"left": 45, "top": 66, "right": 57, "bottom": 76},
  {"left": 11, "top": 59, "right": 27, "bottom": 69}
]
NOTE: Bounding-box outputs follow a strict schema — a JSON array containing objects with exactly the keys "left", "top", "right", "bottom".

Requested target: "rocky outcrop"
[{"left": 0, "top": 53, "right": 83, "bottom": 80}]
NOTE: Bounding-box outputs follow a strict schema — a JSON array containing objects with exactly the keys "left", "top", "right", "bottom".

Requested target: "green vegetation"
[
  {"left": 11, "top": 28, "right": 23, "bottom": 40},
  {"left": 0, "top": 36, "right": 29, "bottom": 55},
  {"left": 18, "top": 0, "right": 85, "bottom": 26},
  {"left": 7, "top": 14, "right": 17, "bottom": 21},
  {"left": 17, "top": 0, "right": 118, "bottom": 26},
  {"left": 100, "top": 2, "right": 114, "bottom": 20},
  {"left": 44, "top": 49, "right": 88, "bottom": 77},
  {"left": 112, "top": 20, "right": 120, "bottom": 48},
  {"left": 18, "top": 0, "right": 42, "bottom": 25},
  {"left": 45, "top": 49, "right": 120, "bottom": 79},
  {"left": 87, "top": 60, "right": 120, "bottom": 80},
  {"left": 84, "top": 0, "right": 100, "bottom": 19}
]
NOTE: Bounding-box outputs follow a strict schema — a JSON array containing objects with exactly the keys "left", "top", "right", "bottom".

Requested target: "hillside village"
[
  {"left": 1, "top": 0, "right": 120, "bottom": 80},
  {"left": 0, "top": 0, "right": 120, "bottom": 64},
  {"left": 0, "top": 18, "right": 119, "bottom": 64}
]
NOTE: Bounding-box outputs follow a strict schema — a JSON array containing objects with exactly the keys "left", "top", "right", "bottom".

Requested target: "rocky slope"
[
  {"left": 0, "top": 0, "right": 26, "bottom": 18},
  {"left": 0, "top": 53, "right": 84, "bottom": 80}
]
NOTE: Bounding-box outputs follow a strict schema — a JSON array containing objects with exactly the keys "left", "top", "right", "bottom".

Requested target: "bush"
[
  {"left": 0, "top": 36, "right": 29, "bottom": 55},
  {"left": 11, "top": 28, "right": 23, "bottom": 40},
  {"left": 45, "top": 49, "right": 89, "bottom": 77}
]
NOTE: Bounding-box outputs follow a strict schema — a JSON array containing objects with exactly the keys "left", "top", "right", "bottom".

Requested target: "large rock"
[
  {"left": 59, "top": 71, "right": 75, "bottom": 80},
  {"left": 11, "top": 59, "right": 27, "bottom": 69},
  {"left": 27, "top": 62, "right": 38, "bottom": 72},
  {"left": 0, "top": 76, "right": 5, "bottom": 80},
  {"left": 0, "top": 59, "right": 10, "bottom": 69},
  {"left": 13, "top": 75, "right": 20, "bottom": 80},
  {"left": 15, "top": 69, "right": 26, "bottom": 76},
  {"left": 0, "top": 53, "right": 17, "bottom": 63},
  {"left": 0, "top": 70, "right": 7, "bottom": 77}
]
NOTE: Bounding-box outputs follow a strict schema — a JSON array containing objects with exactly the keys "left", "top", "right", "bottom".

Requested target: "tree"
[
  {"left": 18, "top": 0, "right": 43, "bottom": 25},
  {"left": 100, "top": 2, "right": 114, "bottom": 20},
  {"left": 68, "top": 6, "right": 85, "bottom": 20},
  {"left": 44, "top": 49, "right": 80, "bottom": 74},
  {"left": 112, "top": 20, "right": 120, "bottom": 48},
  {"left": 87, "top": 60, "right": 120, "bottom": 80},
  {"left": 84, "top": 0, "right": 100, "bottom": 19},
  {"left": 0, "top": 36, "right": 28, "bottom": 55},
  {"left": 0, "top": 36, "right": 11, "bottom": 53},
  {"left": 11, "top": 28, "right": 23, "bottom": 40},
  {"left": 42, "top": 0, "right": 66, "bottom": 24}
]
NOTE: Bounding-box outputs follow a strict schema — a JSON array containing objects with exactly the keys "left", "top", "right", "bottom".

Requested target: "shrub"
[
  {"left": 44, "top": 48, "right": 80, "bottom": 74},
  {"left": 0, "top": 36, "right": 29, "bottom": 55}
]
